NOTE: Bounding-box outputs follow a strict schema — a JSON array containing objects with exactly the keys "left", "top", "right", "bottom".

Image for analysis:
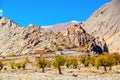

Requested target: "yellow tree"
[{"left": 53, "top": 55, "right": 66, "bottom": 74}]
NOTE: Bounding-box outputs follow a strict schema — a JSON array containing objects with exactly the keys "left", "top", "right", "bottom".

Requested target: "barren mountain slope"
[
  {"left": 83, "top": 0, "right": 120, "bottom": 52},
  {"left": 0, "top": 17, "right": 107, "bottom": 55},
  {"left": 47, "top": 21, "right": 79, "bottom": 33},
  {"left": 0, "top": 17, "right": 56, "bottom": 55}
]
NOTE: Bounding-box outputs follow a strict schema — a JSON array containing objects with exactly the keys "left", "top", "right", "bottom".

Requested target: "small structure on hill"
[{"left": 34, "top": 50, "right": 44, "bottom": 54}]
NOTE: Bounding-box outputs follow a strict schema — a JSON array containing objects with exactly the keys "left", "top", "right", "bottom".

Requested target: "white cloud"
[
  {"left": 70, "top": 20, "right": 79, "bottom": 23},
  {"left": 0, "top": 9, "right": 3, "bottom": 16}
]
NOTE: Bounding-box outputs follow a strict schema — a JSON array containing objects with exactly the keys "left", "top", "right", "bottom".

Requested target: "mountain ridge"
[{"left": 0, "top": 17, "right": 108, "bottom": 55}]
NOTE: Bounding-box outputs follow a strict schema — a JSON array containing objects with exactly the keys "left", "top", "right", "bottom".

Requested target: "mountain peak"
[{"left": 0, "top": 17, "right": 20, "bottom": 28}]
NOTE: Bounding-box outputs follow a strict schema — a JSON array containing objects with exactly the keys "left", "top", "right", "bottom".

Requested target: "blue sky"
[{"left": 0, "top": 0, "right": 111, "bottom": 26}]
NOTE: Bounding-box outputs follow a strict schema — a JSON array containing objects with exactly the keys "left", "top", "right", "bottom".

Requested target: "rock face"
[
  {"left": 67, "top": 24, "right": 93, "bottom": 47},
  {"left": 0, "top": 17, "right": 56, "bottom": 55},
  {"left": 83, "top": 0, "right": 120, "bottom": 53},
  {"left": 66, "top": 24, "right": 108, "bottom": 54}
]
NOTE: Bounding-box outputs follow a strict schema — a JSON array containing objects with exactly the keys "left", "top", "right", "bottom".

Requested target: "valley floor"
[
  {"left": 0, "top": 53, "right": 120, "bottom": 80},
  {"left": 0, "top": 65, "right": 120, "bottom": 80}
]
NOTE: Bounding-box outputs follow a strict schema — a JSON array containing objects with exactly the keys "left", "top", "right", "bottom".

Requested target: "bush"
[
  {"left": 46, "top": 60, "right": 51, "bottom": 68},
  {"left": 70, "top": 58, "right": 78, "bottom": 68},
  {"left": 7, "top": 53, "right": 16, "bottom": 57},
  {"left": 65, "top": 58, "right": 78, "bottom": 69},
  {"left": 15, "top": 63, "right": 21, "bottom": 69},
  {"left": 95, "top": 54, "right": 115, "bottom": 71},
  {"left": 89, "top": 56, "right": 96, "bottom": 66},
  {"left": 23, "top": 58, "right": 29, "bottom": 64},
  {"left": 53, "top": 55, "right": 66, "bottom": 74},
  {"left": 14, "top": 62, "right": 26, "bottom": 69},
  {"left": 9, "top": 62, "right": 15, "bottom": 69},
  {"left": 19, "top": 58, "right": 29, "bottom": 69},
  {"left": 79, "top": 57, "right": 90, "bottom": 67},
  {"left": 111, "top": 53, "right": 120, "bottom": 65},
  {"left": 9, "top": 58, "right": 29, "bottom": 70},
  {"left": 79, "top": 57, "right": 85, "bottom": 64},
  {"left": 65, "top": 58, "right": 72, "bottom": 68},
  {"left": 0, "top": 60, "right": 3, "bottom": 71},
  {"left": 21, "top": 63, "right": 26, "bottom": 69},
  {"left": 84, "top": 57, "right": 90, "bottom": 67}
]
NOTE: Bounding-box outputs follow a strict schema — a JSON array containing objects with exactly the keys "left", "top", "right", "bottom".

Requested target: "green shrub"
[
  {"left": 79, "top": 57, "right": 85, "bottom": 64},
  {"left": 7, "top": 53, "right": 16, "bottom": 57},
  {"left": 23, "top": 58, "right": 29, "bottom": 64},
  {"left": 65, "top": 58, "right": 78, "bottom": 69},
  {"left": 9, "top": 62, "right": 15, "bottom": 69},
  {"left": 70, "top": 58, "right": 78, "bottom": 68},
  {"left": 79, "top": 57, "right": 90, "bottom": 67},
  {"left": 95, "top": 54, "right": 115, "bottom": 71},
  {"left": 46, "top": 60, "right": 51, "bottom": 68},
  {"left": 84, "top": 57, "right": 90, "bottom": 67},
  {"left": 53, "top": 55, "right": 66, "bottom": 74},
  {"left": 15, "top": 63, "right": 21, "bottom": 69},
  {"left": 65, "top": 58, "right": 72, "bottom": 68},
  {"left": 111, "top": 53, "right": 120, "bottom": 65},
  {"left": 0, "top": 60, "right": 3, "bottom": 71},
  {"left": 21, "top": 63, "right": 26, "bottom": 69},
  {"left": 9, "top": 60, "right": 27, "bottom": 70},
  {"left": 89, "top": 56, "right": 96, "bottom": 66}
]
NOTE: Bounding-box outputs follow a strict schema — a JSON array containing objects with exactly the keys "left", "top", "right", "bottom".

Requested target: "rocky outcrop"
[
  {"left": 0, "top": 17, "right": 56, "bottom": 55},
  {"left": 67, "top": 24, "right": 93, "bottom": 47},
  {"left": 83, "top": 0, "right": 120, "bottom": 53},
  {"left": 55, "top": 23, "right": 109, "bottom": 54}
]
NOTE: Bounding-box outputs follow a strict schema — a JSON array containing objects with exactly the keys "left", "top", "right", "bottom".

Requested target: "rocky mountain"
[
  {"left": 0, "top": 17, "right": 57, "bottom": 55},
  {"left": 46, "top": 21, "right": 79, "bottom": 33},
  {"left": 83, "top": 0, "right": 120, "bottom": 53},
  {"left": 0, "top": 17, "right": 107, "bottom": 55},
  {"left": 53, "top": 24, "right": 108, "bottom": 54}
]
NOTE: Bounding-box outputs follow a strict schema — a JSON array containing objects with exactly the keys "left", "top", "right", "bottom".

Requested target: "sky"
[{"left": 0, "top": 0, "right": 111, "bottom": 26}]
